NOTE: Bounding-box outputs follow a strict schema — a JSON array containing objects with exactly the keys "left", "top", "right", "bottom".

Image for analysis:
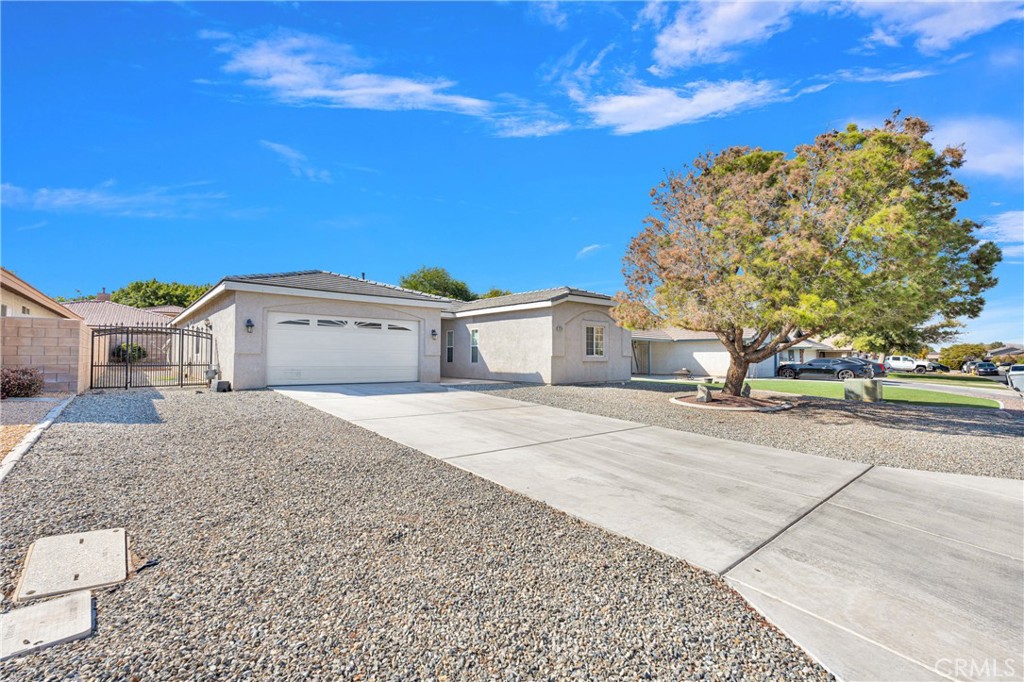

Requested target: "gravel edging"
[
  {"left": 1, "top": 389, "right": 830, "bottom": 681},
  {"left": 0, "top": 395, "right": 75, "bottom": 484},
  {"left": 456, "top": 382, "right": 1023, "bottom": 479}
]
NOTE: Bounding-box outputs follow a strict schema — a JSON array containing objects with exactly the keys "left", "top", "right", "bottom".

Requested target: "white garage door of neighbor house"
[{"left": 266, "top": 313, "right": 419, "bottom": 385}]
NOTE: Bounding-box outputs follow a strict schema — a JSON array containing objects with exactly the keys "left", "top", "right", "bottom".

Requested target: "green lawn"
[
  {"left": 748, "top": 379, "right": 1000, "bottom": 409},
  {"left": 888, "top": 372, "right": 1008, "bottom": 390}
]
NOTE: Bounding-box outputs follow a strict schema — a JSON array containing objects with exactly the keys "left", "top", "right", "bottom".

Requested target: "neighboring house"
[
  {"left": 63, "top": 296, "right": 174, "bottom": 328},
  {"left": 778, "top": 338, "right": 836, "bottom": 364},
  {"left": 145, "top": 304, "right": 185, "bottom": 318},
  {"left": 0, "top": 268, "right": 91, "bottom": 393},
  {"left": 988, "top": 345, "right": 1023, "bottom": 359},
  {"left": 630, "top": 328, "right": 778, "bottom": 378},
  {"left": 631, "top": 327, "right": 841, "bottom": 378},
  {"left": 171, "top": 270, "right": 631, "bottom": 389}
]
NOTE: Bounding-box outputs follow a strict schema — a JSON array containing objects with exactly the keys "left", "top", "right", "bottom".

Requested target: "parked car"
[
  {"left": 961, "top": 360, "right": 978, "bottom": 374},
  {"left": 845, "top": 357, "right": 887, "bottom": 377},
  {"left": 1007, "top": 364, "right": 1024, "bottom": 391},
  {"left": 997, "top": 362, "right": 1013, "bottom": 374},
  {"left": 927, "top": 361, "right": 950, "bottom": 372},
  {"left": 973, "top": 362, "right": 999, "bottom": 376},
  {"left": 884, "top": 355, "right": 932, "bottom": 373},
  {"left": 776, "top": 358, "right": 878, "bottom": 380}
]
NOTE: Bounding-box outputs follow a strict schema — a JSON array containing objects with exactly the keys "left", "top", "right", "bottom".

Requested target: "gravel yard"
[
  {"left": 465, "top": 382, "right": 1024, "bottom": 480},
  {"left": 0, "top": 396, "right": 70, "bottom": 457},
  {"left": 1, "top": 389, "right": 827, "bottom": 681}
]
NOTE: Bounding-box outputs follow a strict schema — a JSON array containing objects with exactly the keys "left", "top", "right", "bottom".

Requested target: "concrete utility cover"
[
  {"left": 0, "top": 590, "right": 93, "bottom": 660},
  {"left": 15, "top": 529, "right": 128, "bottom": 602}
]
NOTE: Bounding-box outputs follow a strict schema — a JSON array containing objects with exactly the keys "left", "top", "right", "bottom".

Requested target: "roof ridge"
[{"left": 321, "top": 270, "right": 454, "bottom": 302}]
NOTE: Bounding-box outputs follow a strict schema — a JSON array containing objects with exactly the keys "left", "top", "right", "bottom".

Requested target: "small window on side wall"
[
  {"left": 446, "top": 330, "right": 454, "bottom": 363},
  {"left": 585, "top": 325, "right": 605, "bottom": 357},
  {"left": 470, "top": 329, "right": 479, "bottom": 363},
  {"left": 21, "top": 306, "right": 30, "bottom": 315}
]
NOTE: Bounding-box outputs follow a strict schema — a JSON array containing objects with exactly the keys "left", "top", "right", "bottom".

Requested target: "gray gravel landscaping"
[
  {"left": 1, "top": 389, "right": 828, "bottom": 681},
  {"left": 464, "top": 382, "right": 1024, "bottom": 480}
]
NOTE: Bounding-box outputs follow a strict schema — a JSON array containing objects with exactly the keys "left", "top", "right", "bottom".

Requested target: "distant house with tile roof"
[{"left": 63, "top": 300, "right": 172, "bottom": 328}]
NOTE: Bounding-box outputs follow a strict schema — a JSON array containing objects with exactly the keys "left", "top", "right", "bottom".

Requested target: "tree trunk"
[{"left": 722, "top": 356, "right": 751, "bottom": 396}]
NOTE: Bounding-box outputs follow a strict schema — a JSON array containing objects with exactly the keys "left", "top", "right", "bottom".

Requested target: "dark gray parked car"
[{"left": 776, "top": 357, "right": 880, "bottom": 380}]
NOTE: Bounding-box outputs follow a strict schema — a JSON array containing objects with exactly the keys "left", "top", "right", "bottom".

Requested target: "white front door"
[{"left": 266, "top": 313, "right": 419, "bottom": 385}]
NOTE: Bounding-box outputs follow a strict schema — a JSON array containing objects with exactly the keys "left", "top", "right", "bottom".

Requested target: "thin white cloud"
[
  {"left": 208, "top": 30, "right": 491, "bottom": 116},
  {"left": 634, "top": 1, "right": 669, "bottom": 30},
  {"left": 17, "top": 220, "right": 48, "bottom": 232},
  {"left": 576, "top": 243, "right": 607, "bottom": 259},
  {"left": 932, "top": 116, "right": 1024, "bottom": 179},
  {"left": 493, "top": 117, "right": 571, "bottom": 139},
  {"left": 583, "top": 79, "right": 782, "bottom": 135},
  {"left": 1, "top": 180, "right": 226, "bottom": 218},
  {"left": 530, "top": 2, "right": 568, "bottom": 30},
  {"left": 834, "top": 67, "right": 936, "bottom": 83},
  {"left": 955, "top": 300, "right": 1024, "bottom": 346},
  {"left": 980, "top": 210, "right": 1024, "bottom": 244},
  {"left": 1001, "top": 244, "right": 1024, "bottom": 258},
  {"left": 259, "top": 140, "right": 332, "bottom": 182},
  {"left": 850, "top": 2, "right": 1024, "bottom": 53},
  {"left": 650, "top": 2, "right": 795, "bottom": 73}
]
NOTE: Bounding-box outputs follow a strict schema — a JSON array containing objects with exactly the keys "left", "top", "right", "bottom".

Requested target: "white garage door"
[{"left": 266, "top": 313, "right": 419, "bottom": 385}]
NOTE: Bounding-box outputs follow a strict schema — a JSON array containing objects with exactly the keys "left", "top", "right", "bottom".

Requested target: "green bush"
[
  {"left": 111, "top": 342, "right": 147, "bottom": 362},
  {"left": 1, "top": 367, "right": 44, "bottom": 399}
]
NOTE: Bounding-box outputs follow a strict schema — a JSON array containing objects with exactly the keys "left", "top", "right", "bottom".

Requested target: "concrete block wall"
[{"left": 0, "top": 317, "right": 90, "bottom": 393}]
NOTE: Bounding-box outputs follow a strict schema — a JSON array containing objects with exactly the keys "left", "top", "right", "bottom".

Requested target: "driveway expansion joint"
[{"left": 719, "top": 464, "right": 875, "bottom": 577}]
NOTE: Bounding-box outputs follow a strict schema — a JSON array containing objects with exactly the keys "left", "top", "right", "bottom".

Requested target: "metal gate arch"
[{"left": 91, "top": 324, "right": 213, "bottom": 389}]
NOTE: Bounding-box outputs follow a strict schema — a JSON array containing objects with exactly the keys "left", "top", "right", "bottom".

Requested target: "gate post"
[{"left": 179, "top": 328, "right": 185, "bottom": 387}]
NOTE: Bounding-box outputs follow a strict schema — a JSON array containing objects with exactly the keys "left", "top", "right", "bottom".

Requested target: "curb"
[{"left": 0, "top": 395, "right": 75, "bottom": 484}]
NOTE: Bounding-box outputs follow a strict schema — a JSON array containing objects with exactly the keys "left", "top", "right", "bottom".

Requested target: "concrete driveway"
[{"left": 277, "top": 383, "right": 1023, "bottom": 682}]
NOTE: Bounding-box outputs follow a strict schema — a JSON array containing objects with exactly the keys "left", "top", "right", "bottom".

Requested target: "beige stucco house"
[
  {"left": 631, "top": 327, "right": 842, "bottom": 378},
  {"left": 0, "top": 268, "right": 91, "bottom": 393},
  {"left": 172, "top": 270, "right": 631, "bottom": 390}
]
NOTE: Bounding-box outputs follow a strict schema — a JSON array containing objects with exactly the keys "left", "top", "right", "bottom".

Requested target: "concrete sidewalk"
[{"left": 277, "top": 383, "right": 1024, "bottom": 681}]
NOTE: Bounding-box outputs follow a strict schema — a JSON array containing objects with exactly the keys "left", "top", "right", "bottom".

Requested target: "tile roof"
[
  {"left": 63, "top": 301, "right": 174, "bottom": 327},
  {"left": 448, "top": 287, "right": 612, "bottom": 313},
  {"left": 222, "top": 270, "right": 453, "bottom": 304},
  {"left": 145, "top": 304, "right": 185, "bottom": 314}
]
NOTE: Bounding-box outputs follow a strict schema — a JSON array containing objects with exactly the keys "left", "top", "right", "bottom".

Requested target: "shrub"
[
  {"left": 1, "top": 367, "right": 44, "bottom": 399},
  {"left": 111, "top": 342, "right": 147, "bottom": 362}
]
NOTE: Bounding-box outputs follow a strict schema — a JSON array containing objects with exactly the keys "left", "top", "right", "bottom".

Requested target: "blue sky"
[{"left": 2, "top": 1, "right": 1022, "bottom": 345}]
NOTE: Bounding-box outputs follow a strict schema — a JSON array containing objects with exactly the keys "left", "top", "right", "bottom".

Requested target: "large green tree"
[
  {"left": 111, "top": 279, "right": 210, "bottom": 308},
  {"left": 398, "top": 267, "right": 511, "bottom": 301},
  {"left": 938, "top": 344, "right": 989, "bottom": 370},
  {"left": 616, "top": 113, "right": 1001, "bottom": 396}
]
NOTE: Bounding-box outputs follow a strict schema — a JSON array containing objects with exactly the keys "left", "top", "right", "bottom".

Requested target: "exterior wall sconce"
[
  {"left": 431, "top": 329, "right": 438, "bottom": 339},
  {"left": 245, "top": 319, "right": 255, "bottom": 333}
]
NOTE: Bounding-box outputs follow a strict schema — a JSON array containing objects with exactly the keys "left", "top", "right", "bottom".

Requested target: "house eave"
[{"left": 173, "top": 280, "right": 451, "bottom": 325}]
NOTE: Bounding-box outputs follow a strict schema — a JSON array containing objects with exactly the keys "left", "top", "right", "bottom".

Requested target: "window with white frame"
[
  {"left": 585, "top": 325, "right": 605, "bottom": 357},
  {"left": 446, "top": 330, "right": 454, "bottom": 363},
  {"left": 470, "top": 329, "right": 479, "bottom": 363}
]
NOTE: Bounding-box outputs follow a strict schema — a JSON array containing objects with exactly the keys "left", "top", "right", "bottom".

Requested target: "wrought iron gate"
[{"left": 91, "top": 324, "right": 213, "bottom": 389}]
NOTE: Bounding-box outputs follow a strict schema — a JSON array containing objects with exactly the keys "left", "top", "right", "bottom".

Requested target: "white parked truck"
[{"left": 885, "top": 355, "right": 932, "bottom": 374}]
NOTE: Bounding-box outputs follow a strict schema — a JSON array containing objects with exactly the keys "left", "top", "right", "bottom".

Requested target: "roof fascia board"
[{"left": 175, "top": 280, "right": 450, "bottom": 325}]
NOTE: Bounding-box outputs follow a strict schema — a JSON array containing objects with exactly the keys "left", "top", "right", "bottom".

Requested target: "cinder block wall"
[{"left": 0, "top": 317, "right": 90, "bottom": 393}]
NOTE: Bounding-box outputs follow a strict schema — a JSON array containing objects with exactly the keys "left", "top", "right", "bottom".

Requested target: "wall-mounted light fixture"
[
  {"left": 245, "top": 319, "right": 255, "bottom": 334},
  {"left": 431, "top": 329, "right": 438, "bottom": 339}
]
